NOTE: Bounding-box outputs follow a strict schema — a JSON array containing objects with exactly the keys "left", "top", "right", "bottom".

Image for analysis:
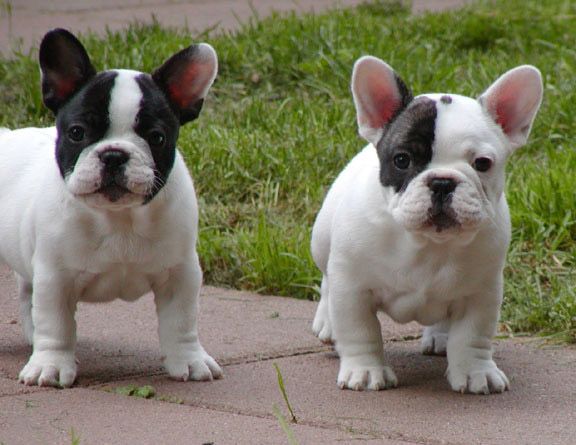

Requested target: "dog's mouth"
[
  {"left": 95, "top": 168, "right": 133, "bottom": 202},
  {"left": 426, "top": 202, "right": 461, "bottom": 233},
  {"left": 426, "top": 211, "right": 460, "bottom": 232},
  {"left": 96, "top": 183, "right": 131, "bottom": 202},
  {"left": 424, "top": 185, "right": 462, "bottom": 232}
]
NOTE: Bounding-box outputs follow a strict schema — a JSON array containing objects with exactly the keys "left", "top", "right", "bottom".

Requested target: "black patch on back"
[
  {"left": 135, "top": 74, "right": 180, "bottom": 202},
  {"left": 54, "top": 71, "right": 117, "bottom": 178},
  {"left": 376, "top": 97, "right": 437, "bottom": 192}
]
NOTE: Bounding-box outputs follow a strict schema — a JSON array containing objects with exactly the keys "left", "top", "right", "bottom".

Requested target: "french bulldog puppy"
[
  {"left": 311, "top": 56, "right": 542, "bottom": 394},
  {"left": 0, "top": 29, "right": 222, "bottom": 387}
]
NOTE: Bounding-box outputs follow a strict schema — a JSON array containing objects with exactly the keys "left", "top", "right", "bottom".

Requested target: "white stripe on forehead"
[{"left": 107, "top": 69, "right": 143, "bottom": 136}]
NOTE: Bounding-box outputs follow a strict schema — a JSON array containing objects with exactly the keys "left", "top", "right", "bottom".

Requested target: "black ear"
[
  {"left": 152, "top": 43, "right": 218, "bottom": 125},
  {"left": 39, "top": 28, "right": 96, "bottom": 114}
]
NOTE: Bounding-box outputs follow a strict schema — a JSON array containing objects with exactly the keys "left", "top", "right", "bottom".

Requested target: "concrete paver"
[
  {"left": 120, "top": 340, "right": 576, "bottom": 445},
  {"left": 0, "top": 388, "right": 400, "bottom": 445},
  {"left": 0, "top": 376, "right": 47, "bottom": 397}
]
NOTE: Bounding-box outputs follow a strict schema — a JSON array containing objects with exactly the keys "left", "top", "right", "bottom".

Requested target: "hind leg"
[
  {"left": 16, "top": 273, "right": 34, "bottom": 345},
  {"left": 421, "top": 320, "right": 449, "bottom": 356},
  {"left": 312, "top": 276, "right": 334, "bottom": 344}
]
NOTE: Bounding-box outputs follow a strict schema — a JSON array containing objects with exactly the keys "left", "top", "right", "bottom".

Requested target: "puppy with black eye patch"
[
  {"left": 311, "top": 56, "right": 543, "bottom": 394},
  {"left": 0, "top": 29, "right": 222, "bottom": 387}
]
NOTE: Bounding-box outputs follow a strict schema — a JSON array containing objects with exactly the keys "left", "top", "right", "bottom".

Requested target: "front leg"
[
  {"left": 446, "top": 284, "right": 508, "bottom": 394},
  {"left": 330, "top": 279, "right": 397, "bottom": 391},
  {"left": 154, "top": 254, "right": 222, "bottom": 382},
  {"left": 16, "top": 273, "right": 34, "bottom": 345},
  {"left": 19, "top": 270, "right": 77, "bottom": 388}
]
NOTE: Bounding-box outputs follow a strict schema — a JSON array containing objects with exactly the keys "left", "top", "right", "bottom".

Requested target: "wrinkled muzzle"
[
  {"left": 392, "top": 169, "right": 489, "bottom": 237},
  {"left": 65, "top": 142, "right": 156, "bottom": 209}
]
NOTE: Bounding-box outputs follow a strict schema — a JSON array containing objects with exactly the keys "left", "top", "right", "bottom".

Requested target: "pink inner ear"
[
  {"left": 55, "top": 77, "right": 77, "bottom": 99},
  {"left": 494, "top": 94, "right": 518, "bottom": 135},
  {"left": 168, "top": 65, "right": 202, "bottom": 109},
  {"left": 364, "top": 73, "right": 401, "bottom": 128}
]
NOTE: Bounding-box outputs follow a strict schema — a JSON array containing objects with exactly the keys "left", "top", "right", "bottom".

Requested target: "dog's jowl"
[
  {"left": 311, "top": 56, "right": 543, "bottom": 394},
  {"left": 0, "top": 29, "right": 222, "bottom": 387}
]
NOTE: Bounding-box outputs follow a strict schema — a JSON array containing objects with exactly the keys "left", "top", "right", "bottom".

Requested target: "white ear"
[
  {"left": 351, "top": 56, "right": 412, "bottom": 146},
  {"left": 479, "top": 65, "right": 543, "bottom": 149}
]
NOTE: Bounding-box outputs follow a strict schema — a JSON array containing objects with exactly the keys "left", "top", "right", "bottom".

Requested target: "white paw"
[
  {"left": 337, "top": 358, "right": 398, "bottom": 391},
  {"left": 312, "top": 301, "right": 333, "bottom": 345},
  {"left": 164, "top": 348, "right": 223, "bottom": 382},
  {"left": 447, "top": 360, "right": 509, "bottom": 394},
  {"left": 19, "top": 351, "right": 77, "bottom": 388},
  {"left": 421, "top": 331, "right": 447, "bottom": 356}
]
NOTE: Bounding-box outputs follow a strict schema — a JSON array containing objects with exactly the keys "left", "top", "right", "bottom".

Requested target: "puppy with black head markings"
[
  {"left": 311, "top": 56, "right": 543, "bottom": 394},
  {"left": 0, "top": 29, "right": 222, "bottom": 387}
]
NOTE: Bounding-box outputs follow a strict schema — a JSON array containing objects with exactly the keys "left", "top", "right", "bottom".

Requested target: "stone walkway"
[
  {"left": 1, "top": 262, "right": 575, "bottom": 444},
  {"left": 0, "top": 0, "right": 473, "bottom": 55}
]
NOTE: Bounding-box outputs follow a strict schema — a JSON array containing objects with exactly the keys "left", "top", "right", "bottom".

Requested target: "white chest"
[
  {"left": 368, "top": 250, "right": 471, "bottom": 326},
  {"left": 62, "top": 216, "right": 186, "bottom": 303}
]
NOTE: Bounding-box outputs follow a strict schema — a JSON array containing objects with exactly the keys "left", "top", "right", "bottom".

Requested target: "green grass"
[
  {"left": 0, "top": 0, "right": 574, "bottom": 341},
  {"left": 273, "top": 363, "right": 298, "bottom": 423}
]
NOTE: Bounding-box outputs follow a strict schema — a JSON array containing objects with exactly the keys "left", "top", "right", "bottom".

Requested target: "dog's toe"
[
  {"left": 203, "top": 355, "right": 223, "bottom": 379},
  {"left": 19, "top": 364, "right": 42, "bottom": 386},
  {"left": 38, "top": 366, "right": 60, "bottom": 387},
  {"left": 188, "top": 360, "right": 213, "bottom": 381}
]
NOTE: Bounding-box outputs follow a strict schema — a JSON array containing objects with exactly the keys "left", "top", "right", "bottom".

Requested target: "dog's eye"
[
  {"left": 67, "top": 125, "right": 85, "bottom": 143},
  {"left": 393, "top": 153, "right": 411, "bottom": 170},
  {"left": 473, "top": 157, "right": 492, "bottom": 172},
  {"left": 148, "top": 131, "right": 165, "bottom": 147}
]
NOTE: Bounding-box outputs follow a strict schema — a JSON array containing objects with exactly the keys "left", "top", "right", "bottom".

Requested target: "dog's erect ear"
[
  {"left": 351, "top": 56, "right": 413, "bottom": 146},
  {"left": 39, "top": 29, "right": 97, "bottom": 114},
  {"left": 479, "top": 65, "right": 543, "bottom": 150},
  {"left": 152, "top": 43, "right": 218, "bottom": 125}
]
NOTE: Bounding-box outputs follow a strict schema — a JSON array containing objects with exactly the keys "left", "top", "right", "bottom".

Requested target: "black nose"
[
  {"left": 99, "top": 149, "right": 129, "bottom": 169},
  {"left": 429, "top": 178, "right": 457, "bottom": 196}
]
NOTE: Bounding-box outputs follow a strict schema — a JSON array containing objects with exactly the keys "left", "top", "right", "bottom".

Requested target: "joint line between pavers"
[{"left": 78, "top": 345, "right": 333, "bottom": 387}]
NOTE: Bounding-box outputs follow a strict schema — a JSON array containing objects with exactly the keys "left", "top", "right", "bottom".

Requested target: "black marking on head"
[
  {"left": 54, "top": 71, "right": 117, "bottom": 178},
  {"left": 440, "top": 95, "right": 452, "bottom": 105},
  {"left": 135, "top": 74, "right": 180, "bottom": 202},
  {"left": 376, "top": 97, "right": 437, "bottom": 193},
  {"left": 391, "top": 73, "right": 414, "bottom": 122}
]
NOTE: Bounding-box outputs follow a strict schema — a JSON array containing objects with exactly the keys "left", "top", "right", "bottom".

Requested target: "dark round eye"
[
  {"left": 148, "top": 131, "right": 165, "bottom": 147},
  {"left": 67, "top": 125, "right": 85, "bottom": 143},
  {"left": 473, "top": 157, "right": 493, "bottom": 172},
  {"left": 393, "top": 153, "right": 411, "bottom": 170}
]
